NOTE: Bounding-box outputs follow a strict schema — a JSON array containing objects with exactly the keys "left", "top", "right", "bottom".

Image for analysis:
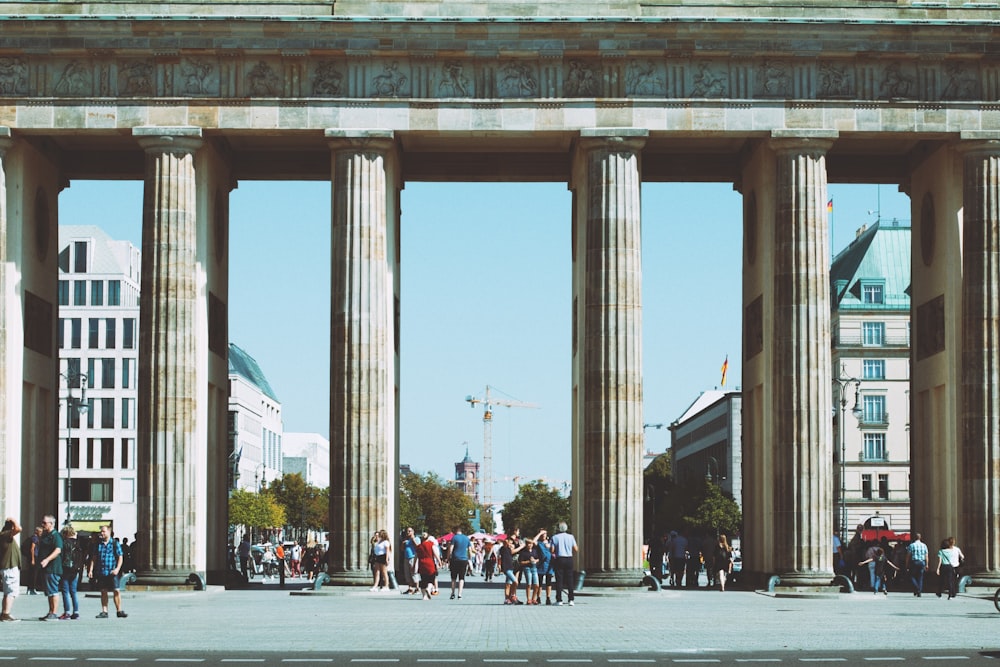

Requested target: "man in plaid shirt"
[
  {"left": 905, "top": 533, "right": 929, "bottom": 597},
  {"left": 87, "top": 525, "right": 127, "bottom": 618}
]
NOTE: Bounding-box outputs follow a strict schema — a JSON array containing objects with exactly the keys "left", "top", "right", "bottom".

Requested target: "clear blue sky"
[{"left": 59, "top": 178, "right": 910, "bottom": 502}]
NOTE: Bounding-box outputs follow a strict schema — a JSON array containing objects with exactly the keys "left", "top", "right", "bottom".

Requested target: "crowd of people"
[
  {"left": 644, "top": 529, "right": 737, "bottom": 591},
  {"left": 368, "top": 522, "right": 579, "bottom": 605},
  {"left": 1, "top": 514, "right": 129, "bottom": 622}
]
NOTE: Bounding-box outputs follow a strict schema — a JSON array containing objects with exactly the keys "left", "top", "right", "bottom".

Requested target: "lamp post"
[
  {"left": 61, "top": 370, "right": 88, "bottom": 525},
  {"left": 705, "top": 455, "right": 724, "bottom": 485},
  {"left": 254, "top": 463, "right": 266, "bottom": 493},
  {"left": 834, "top": 367, "right": 862, "bottom": 539}
]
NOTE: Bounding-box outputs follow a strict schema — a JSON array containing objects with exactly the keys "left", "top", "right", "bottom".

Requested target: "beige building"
[{"left": 831, "top": 220, "right": 912, "bottom": 537}]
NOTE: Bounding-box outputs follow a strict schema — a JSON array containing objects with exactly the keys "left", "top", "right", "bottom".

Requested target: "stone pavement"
[{"left": 1, "top": 577, "right": 998, "bottom": 655}]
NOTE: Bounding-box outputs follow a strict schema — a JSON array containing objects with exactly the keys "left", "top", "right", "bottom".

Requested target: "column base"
[
  {"left": 132, "top": 569, "right": 199, "bottom": 590},
  {"left": 772, "top": 571, "right": 840, "bottom": 598},
  {"left": 582, "top": 568, "right": 647, "bottom": 588},
  {"left": 322, "top": 569, "right": 373, "bottom": 586}
]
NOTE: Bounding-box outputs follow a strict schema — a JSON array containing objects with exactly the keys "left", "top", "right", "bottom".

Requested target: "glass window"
[
  {"left": 87, "top": 358, "right": 95, "bottom": 389},
  {"left": 878, "top": 474, "right": 889, "bottom": 500},
  {"left": 57, "top": 318, "right": 65, "bottom": 349},
  {"left": 86, "top": 398, "right": 94, "bottom": 429},
  {"left": 73, "top": 241, "right": 87, "bottom": 273},
  {"left": 91, "top": 280, "right": 104, "bottom": 306},
  {"left": 70, "top": 319, "right": 82, "bottom": 349},
  {"left": 68, "top": 438, "right": 80, "bottom": 469},
  {"left": 88, "top": 318, "right": 100, "bottom": 349},
  {"left": 70, "top": 479, "right": 113, "bottom": 502},
  {"left": 121, "top": 398, "right": 130, "bottom": 429},
  {"left": 862, "top": 359, "right": 885, "bottom": 380},
  {"left": 58, "top": 281, "right": 69, "bottom": 306},
  {"left": 121, "top": 438, "right": 130, "bottom": 469},
  {"left": 862, "top": 322, "right": 885, "bottom": 346},
  {"left": 121, "top": 358, "right": 131, "bottom": 389},
  {"left": 66, "top": 358, "right": 81, "bottom": 383},
  {"left": 863, "top": 284, "right": 884, "bottom": 304},
  {"left": 862, "top": 474, "right": 872, "bottom": 500},
  {"left": 863, "top": 395, "right": 886, "bottom": 424},
  {"left": 106, "top": 318, "right": 116, "bottom": 349},
  {"left": 74, "top": 280, "right": 87, "bottom": 306},
  {"left": 108, "top": 280, "right": 121, "bottom": 306},
  {"left": 123, "top": 318, "right": 135, "bottom": 349},
  {"left": 863, "top": 433, "right": 886, "bottom": 461},
  {"left": 100, "top": 398, "right": 115, "bottom": 429},
  {"left": 101, "top": 438, "right": 114, "bottom": 469},
  {"left": 86, "top": 437, "right": 95, "bottom": 468},
  {"left": 102, "top": 358, "right": 115, "bottom": 389}
]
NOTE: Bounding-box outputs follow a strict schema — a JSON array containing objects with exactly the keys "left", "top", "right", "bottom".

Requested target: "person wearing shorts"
[
  {"left": 446, "top": 528, "right": 472, "bottom": 600},
  {"left": 87, "top": 525, "right": 127, "bottom": 619},
  {"left": 35, "top": 515, "right": 63, "bottom": 620},
  {"left": 0, "top": 517, "right": 22, "bottom": 622}
]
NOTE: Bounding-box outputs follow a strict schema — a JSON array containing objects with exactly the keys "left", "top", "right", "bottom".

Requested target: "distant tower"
[{"left": 455, "top": 445, "right": 480, "bottom": 503}]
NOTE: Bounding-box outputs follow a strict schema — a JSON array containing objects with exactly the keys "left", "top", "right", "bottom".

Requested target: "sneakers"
[
  {"left": 568, "top": 601, "right": 575, "bottom": 606},
  {"left": 370, "top": 586, "right": 379, "bottom": 592},
  {"left": 96, "top": 611, "right": 109, "bottom": 618},
  {"left": 39, "top": 613, "right": 58, "bottom": 621},
  {"left": 57, "top": 613, "right": 71, "bottom": 620},
  {"left": 117, "top": 610, "right": 128, "bottom": 618},
  {"left": 546, "top": 599, "right": 552, "bottom": 606},
  {"left": 450, "top": 593, "right": 455, "bottom": 599},
  {"left": 0, "top": 614, "right": 19, "bottom": 622},
  {"left": 557, "top": 601, "right": 565, "bottom": 606},
  {"left": 70, "top": 613, "right": 79, "bottom": 620}
]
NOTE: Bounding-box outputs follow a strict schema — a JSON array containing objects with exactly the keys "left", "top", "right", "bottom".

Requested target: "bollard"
[{"left": 642, "top": 574, "right": 662, "bottom": 591}]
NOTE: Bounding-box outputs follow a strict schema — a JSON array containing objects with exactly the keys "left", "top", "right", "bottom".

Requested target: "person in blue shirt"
[
  {"left": 446, "top": 528, "right": 472, "bottom": 600},
  {"left": 401, "top": 527, "right": 419, "bottom": 595},
  {"left": 536, "top": 530, "right": 555, "bottom": 605}
]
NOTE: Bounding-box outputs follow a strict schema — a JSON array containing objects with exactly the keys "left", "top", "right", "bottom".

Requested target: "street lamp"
[
  {"left": 834, "top": 367, "right": 863, "bottom": 539},
  {"left": 61, "top": 370, "right": 88, "bottom": 525},
  {"left": 705, "top": 455, "right": 725, "bottom": 484}
]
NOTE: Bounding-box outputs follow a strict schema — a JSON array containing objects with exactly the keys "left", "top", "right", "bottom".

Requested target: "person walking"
[
  {"left": 415, "top": 531, "right": 440, "bottom": 601},
  {"left": 446, "top": 527, "right": 471, "bottom": 600},
  {"left": 712, "top": 534, "right": 734, "bottom": 592},
  {"left": 0, "top": 517, "right": 22, "bottom": 622},
  {"left": 551, "top": 521, "right": 578, "bottom": 606},
  {"left": 859, "top": 546, "right": 899, "bottom": 595},
  {"left": 905, "top": 533, "right": 928, "bottom": 597},
  {"left": 370, "top": 529, "right": 391, "bottom": 592},
  {"left": 88, "top": 525, "right": 127, "bottom": 618},
  {"left": 238, "top": 536, "right": 251, "bottom": 580},
  {"left": 35, "top": 515, "right": 64, "bottom": 621},
  {"left": 57, "top": 524, "right": 81, "bottom": 620},
  {"left": 536, "top": 530, "right": 555, "bottom": 605},
  {"left": 401, "top": 527, "right": 419, "bottom": 595},
  {"left": 935, "top": 536, "right": 964, "bottom": 599},
  {"left": 666, "top": 530, "right": 688, "bottom": 588}
]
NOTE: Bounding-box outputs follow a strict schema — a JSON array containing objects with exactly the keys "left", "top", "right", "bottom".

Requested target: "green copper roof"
[
  {"left": 228, "top": 343, "right": 280, "bottom": 402},
  {"left": 831, "top": 220, "right": 911, "bottom": 312}
]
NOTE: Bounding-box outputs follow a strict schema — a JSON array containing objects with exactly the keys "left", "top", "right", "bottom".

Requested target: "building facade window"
[
  {"left": 101, "top": 438, "right": 114, "bottom": 469},
  {"left": 86, "top": 438, "right": 95, "bottom": 468},
  {"left": 68, "top": 438, "right": 80, "bottom": 468},
  {"left": 70, "top": 479, "right": 113, "bottom": 502},
  {"left": 70, "top": 319, "right": 82, "bottom": 349},
  {"left": 89, "top": 318, "right": 100, "bottom": 349},
  {"left": 100, "top": 398, "right": 115, "bottom": 429},
  {"left": 862, "top": 474, "right": 873, "bottom": 500},
  {"left": 57, "top": 319, "right": 65, "bottom": 349},
  {"left": 862, "top": 283, "right": 884, "bottom": 304},
  {"left": 121, "top": 358, "right": 131, "bottom": 389},
  {"left": 878, "top": 474, "right": 889, "bottom": 500},
  {"left": 863, "top": 433, "right": 887, "bottom": 461},
  {"left": 108, "top": 280, "right": 121, "bottom": 306},
  {"left": 74, "top": 280, "right": 87, "bottom": 306},
  {"left": 102, "top": 358, "right": 115, "bottom": 389},
  {"left": 121, "top": 398, "right": 131, "bottom": 429},
  {"left": 73, "top": 241, "right": 88, "bottom": 273},
  {"left": 862, "top": 359, "right": 885, "bottom": 380},
  {"left": 863, "top": 395, "right": 886, "bottom": 425},
  {"left": 91, "top": 280, "right": 104, "bottom": 306},
  {"left": 58, "top": 281, "right": 69, "bottom": 306},
  {"left": 106, "top": 318, "right": 116, "bottom": 349},
  {"left": 862, "top": 322, "right": 885, "bottom": 346},
  {"left": 121, "top": 438, "right": 130, "bottom": 469},
  {"left": 123, "top": 318, "right": 135, "bottom": 349}
]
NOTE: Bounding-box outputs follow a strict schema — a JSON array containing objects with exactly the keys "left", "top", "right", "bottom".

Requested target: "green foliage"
[
  {"left": 477, "top": 505, "right": 496, "bottom": 534},
  {"left": 683, "top": 480, "right": 742, "bottom": 535},
  {"left": 265, "top": 473, "right": 327, "bottom": 531},
  {"left": 644, "top": 455, "right": 741, "bottom": 537},
  {"left": 501, "top": 480, "right": 570, "bottom": 535},
  {"left": 399, "top": 471, "right": 475, "bottom": 536},
  {"left": 229, "top": 488, "right": 286, "bottom": 529}
]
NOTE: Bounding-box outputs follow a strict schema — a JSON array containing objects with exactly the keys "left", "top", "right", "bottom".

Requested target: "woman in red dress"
[{"left": 415, "top": 532, "right": 440, "bottom": 600}]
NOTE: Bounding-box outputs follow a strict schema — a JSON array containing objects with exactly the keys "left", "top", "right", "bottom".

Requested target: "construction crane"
[{"left": 465, "top": 385, "right": 539, "bottom": 509}]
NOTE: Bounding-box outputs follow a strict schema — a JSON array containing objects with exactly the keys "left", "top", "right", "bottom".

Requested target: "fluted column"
[
  {"left": 326, "top": 129, "right": 396, "bottom": 585},
  {"left": 770, "top": 132, "right": 836, "bottom": 587},
  {"left": 134, "top": 127, "right": 203, "bottom": 585},
  {"left": 959, "top": 135, "right": 1000, "bottom": 586},
  {"left": 0, "top": 128, "right": 12, "bottom": 520},
  {"left": 573, "top": 129, "right": 646, "bottom": 586}
]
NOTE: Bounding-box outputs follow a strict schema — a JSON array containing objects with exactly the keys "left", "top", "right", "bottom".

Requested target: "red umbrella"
[
  {"left": 493, "top": 533, "right": 507, "bottom": 541},
  {"left": 438, "top": 532, "right": 454, "bottom": 542}
]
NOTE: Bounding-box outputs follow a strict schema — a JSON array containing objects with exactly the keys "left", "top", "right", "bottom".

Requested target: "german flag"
[{"left": 720, "top": 355, "right": 729, "bottom": 387}]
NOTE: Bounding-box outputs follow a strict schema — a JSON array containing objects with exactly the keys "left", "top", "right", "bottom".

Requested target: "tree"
[
  {"left": 265, "top": 473, "right": 327, "bottom": 538},
  {"left": 229, "top": 488, "right": 286, "bottom": 537},
  {"left": 399, "top": 471, "right": 475, "bottom": 536},
  {"left": 478, "top": 505, "right": 496, "bottom": 534},
  {"left": 643, "top": 453, "right": 674, "bottom": 537},
  {"left": 683, "top": 480, "right": 742, "bottom": 535},
  {"left": 501, "top": 480, "right": 570, "bottom": 535}
]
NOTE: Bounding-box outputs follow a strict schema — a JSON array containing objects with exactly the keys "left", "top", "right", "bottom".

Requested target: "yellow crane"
[{"left": 465, "top": 385, "right": 539, "bottom": 508}]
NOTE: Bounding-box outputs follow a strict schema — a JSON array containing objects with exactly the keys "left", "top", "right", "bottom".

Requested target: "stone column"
[
  {"left": 770, "top": 131, "right": 836, "bottom": 588},
  {"left": 0, "top": 128, "right": 12, "bottom": 520},
  {"left": 325, "top": 129, "right": 396, "bottom": 585},
  {"left": 572, "top": 128, "right": 646, "bottom": 586},
  {"left": 959, "top": 134, "right": 1000, "bottom": 586},
  {"left": 133, "top": 127, "right": 203, "bottom": 585}
]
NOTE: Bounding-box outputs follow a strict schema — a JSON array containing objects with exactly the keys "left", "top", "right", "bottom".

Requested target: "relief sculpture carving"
[
  {"left": 0, "top": 57, "right": 28, "bottom": 95},
  {"left": 54, "top": 61, "right": 92, "bottom": 96},
  {"left": 181, "top": 58, "right": 215, "bottom": 96},
  {"left": 439, "top": 61, "right": 469, "bottom": 97},
  {"left": 247, "top": 61, "right": 280, "bottom": 96},
  {"left": 119, "top": 61, "right": 154, "bottom": 96},
  {"left": 498, "top": 63, "right": 537, "bottom": 98},
  {"left": 371, "top": 62, "right": 408, "bottom": 97},
  {"left": 690, "top": 62, "right": 727, "bottom": 98},
  {"left": 880, "top": 62, "right": 914, "bottom": 99},
  {"left": 818, "top": 62, "right": 852, "bottom": 98},
  {"left": 758, "top": 60, "right": 790, "bottom": 97},
  {"left": 564, "top": 60, "right": 599, "bottom": 97},
  {"left": 626, "top": 60, "right": 662, "bottom": 96},
  {"left": 941, "top": 62, "right": 979, "bottom": 101},
  {"left": 312, "top": 62, "right": 343, "bottom": 96}
]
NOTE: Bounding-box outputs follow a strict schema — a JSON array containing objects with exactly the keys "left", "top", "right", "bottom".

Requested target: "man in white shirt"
[{"left": 550, "top": 522, "right": 578, "bottom": 606}]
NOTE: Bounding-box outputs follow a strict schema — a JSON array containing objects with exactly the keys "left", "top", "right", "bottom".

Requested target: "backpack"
[{"left": 62, "top": 537, "right": 80, "bottom": 571}]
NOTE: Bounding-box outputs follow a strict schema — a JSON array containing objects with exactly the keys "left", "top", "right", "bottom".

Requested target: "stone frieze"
[{"left": 0, "top": 55, "right": 994, "bottom": 102}]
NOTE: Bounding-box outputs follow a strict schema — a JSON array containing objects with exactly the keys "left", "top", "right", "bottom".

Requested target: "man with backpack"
[{"left": 87, "top": 525, "right": 127, "bottom": 619}]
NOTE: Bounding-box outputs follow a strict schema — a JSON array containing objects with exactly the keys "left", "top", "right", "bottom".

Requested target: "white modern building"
[
  {"left": 669, "top": 389, "right": 743, "bottom": 510},
  {"left": 831, "top": 220, "right": 912, "bottom": 536},
  {"left": 282, "top": 432, "right": 330, "bottom": 489},
  {"left": 228, "top": 343, "right": 283, "bottom": 492},
  {"left": 57, "top": 225, "right": 141, "bottom": 539}
]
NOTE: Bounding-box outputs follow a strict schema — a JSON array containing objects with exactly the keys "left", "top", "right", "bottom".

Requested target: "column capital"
[
  {"left": 133, "top": 126, "right": 203, "bottom": 154},
  {"left": 325, "top": 129, "right": 396, "bottom": 153},
  {"left": 770, "top": 129, "right": 838, "bottom": 156},
  {"left": 577, "top": 127, "right": 648, "bottom": 153}
]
